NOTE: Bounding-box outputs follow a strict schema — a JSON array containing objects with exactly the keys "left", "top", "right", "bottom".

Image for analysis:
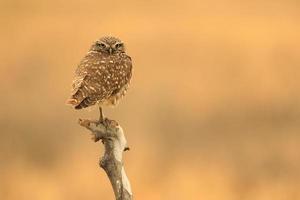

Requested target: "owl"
[{"left": 66, "top": 36, "right": 133, "bottom": 121}]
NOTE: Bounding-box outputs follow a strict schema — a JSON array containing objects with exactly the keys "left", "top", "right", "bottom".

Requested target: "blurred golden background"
[{"left": 1, "top": 0, "right": 300, "bottom": 199}]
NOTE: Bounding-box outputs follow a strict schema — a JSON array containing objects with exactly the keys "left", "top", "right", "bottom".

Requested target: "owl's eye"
[
  {"left": 115, "top": 43, "right": 123, "bottom": 49},
  {"left": 97, "top": 42, "right": 107, "bottom": 48}
]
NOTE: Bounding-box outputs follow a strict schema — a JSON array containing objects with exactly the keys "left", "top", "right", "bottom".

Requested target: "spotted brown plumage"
[{"left": 66, "top": 36, "right": 132, "bottom": 112}]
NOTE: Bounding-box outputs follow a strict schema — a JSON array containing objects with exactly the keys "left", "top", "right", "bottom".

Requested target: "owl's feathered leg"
[{"left": 99, "top": 105, "right": 104, "bottom": 122}]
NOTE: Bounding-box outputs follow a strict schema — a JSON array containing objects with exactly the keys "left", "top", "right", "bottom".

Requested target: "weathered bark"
[{"left": 78, "top": 118, "right": 132, "bottom": 200}]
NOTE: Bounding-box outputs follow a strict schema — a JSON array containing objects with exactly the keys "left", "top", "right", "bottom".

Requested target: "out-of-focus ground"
[{"left": 0, "top": 0, "right": 300, "bottom": 199}]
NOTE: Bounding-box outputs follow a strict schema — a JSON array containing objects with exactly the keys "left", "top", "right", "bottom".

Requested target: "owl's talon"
[{"left": 92, "top": 135, "right": 101, "bottom": 142}]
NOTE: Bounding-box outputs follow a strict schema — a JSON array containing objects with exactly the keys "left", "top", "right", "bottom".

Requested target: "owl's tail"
[
  {"left": 66, "top": 88, "right": 85, "bottom": 109},
  {"left": 65, "top": 98, "right": 78, "bottom": 106},
  {"left": 65, "top": 97, "right": 94, "bottom": 110}
]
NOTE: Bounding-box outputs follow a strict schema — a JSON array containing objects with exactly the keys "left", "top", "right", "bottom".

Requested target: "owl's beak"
[{"left": 109, "top": 48, "right": 113, "bottom": 54}]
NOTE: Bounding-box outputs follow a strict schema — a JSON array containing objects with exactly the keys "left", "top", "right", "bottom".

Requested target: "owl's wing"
[
  {"left": 67, "top": 53, "right": 109, "bottom": 108},
  {"left": 71, "top": 70, "right": 87, "bottom": 96}
]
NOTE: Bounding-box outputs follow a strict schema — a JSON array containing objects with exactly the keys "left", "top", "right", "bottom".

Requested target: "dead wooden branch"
[{"left": 78, "top": 118, "right": 132, "bottom": 200}]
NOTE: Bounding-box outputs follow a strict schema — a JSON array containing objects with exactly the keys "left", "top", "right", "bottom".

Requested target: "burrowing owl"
[{"left": 66, "top": 36, "right": 132, "bottom": 121}]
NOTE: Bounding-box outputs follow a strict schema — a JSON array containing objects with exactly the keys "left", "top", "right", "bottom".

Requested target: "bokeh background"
[{"left": 1, "top": 0, "right": 300, "bottom": 199}]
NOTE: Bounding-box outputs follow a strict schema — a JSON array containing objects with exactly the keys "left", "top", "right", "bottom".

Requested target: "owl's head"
[{"left": 91, "top": 36, "right": 125, "bottom": 54}]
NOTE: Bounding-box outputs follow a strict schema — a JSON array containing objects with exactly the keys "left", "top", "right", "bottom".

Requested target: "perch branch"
[{"left": 78, "top": 118, "right": 132, "bottom": 200}]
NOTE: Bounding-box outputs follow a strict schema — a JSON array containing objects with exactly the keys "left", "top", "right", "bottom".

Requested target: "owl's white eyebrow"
[{"left": 97, "top": 41, "right": 108, "bottom": 45}]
